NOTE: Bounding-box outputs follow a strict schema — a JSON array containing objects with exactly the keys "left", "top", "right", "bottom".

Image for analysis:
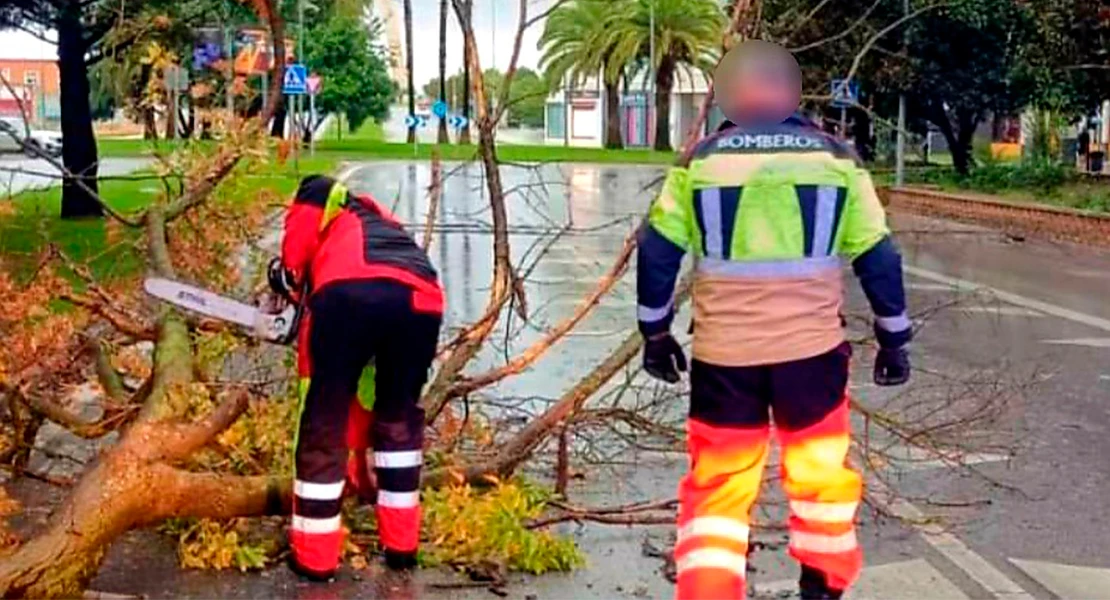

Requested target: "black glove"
[
  {"left": 267, "top": 257, "right": 297, "bottom": 302},
  {"left": 874, "top": 346, "right": 910, "bottom": 386},
  {"left": 643, "top": 333, "right": 688, "bottom": 384}
]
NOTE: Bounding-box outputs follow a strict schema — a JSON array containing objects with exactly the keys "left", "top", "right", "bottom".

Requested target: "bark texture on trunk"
[
  {"left": 270, "top": 100, "right": 287, "bottom": 138},
  {"left": 437, "top": 0, "right": 450, "bottom": 144},
  {"left": 604, "top": 74, "right": 623, "bottom": 149},
  {"left": 57, "top": 2, "right": 102, "bottom": 219},
  {"left": 458, "top": 0, "right": 472, "bottom": 144},
  {"left": 404, "top": 0, "right": 417, "bottom": 144},
  {"left": 142, "top": 107, "right": 158, "bottom": 140},
  {"left": 653, "top": 57, "right": 676, "bottom": 152}
]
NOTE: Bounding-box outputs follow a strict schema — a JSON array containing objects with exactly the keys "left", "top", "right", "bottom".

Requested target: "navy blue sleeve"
[
  {"left": 636, "top": 223, "right": 685, "bottom": 337},
  {"left": 851, "top": 235, "right": 913, "bottom": 348}
]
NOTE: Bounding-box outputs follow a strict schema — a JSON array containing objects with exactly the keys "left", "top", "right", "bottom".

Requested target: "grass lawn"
[
  {"left": 99, "top": 128, "right": 678, "bottom": 165},
  {"left": 323, "top": 116, "right": 385, "bottom": 142},
  {"left": 1, "top": 154, "right": 339, "bottom": 282}
]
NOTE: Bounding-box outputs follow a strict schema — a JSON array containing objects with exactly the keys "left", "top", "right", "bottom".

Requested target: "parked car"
[{"left": 0, "top": 116, "right": 63, "bottom": 157}]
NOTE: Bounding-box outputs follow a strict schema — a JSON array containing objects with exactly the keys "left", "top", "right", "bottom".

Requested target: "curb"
[{"left": 877, "top": 186, "right": 1110, "bottom": 248}]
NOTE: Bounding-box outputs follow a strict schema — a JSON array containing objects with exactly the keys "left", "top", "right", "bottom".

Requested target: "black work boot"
[
  {"left": 384, "top": 549, "right": 418, "bottom": 571},
  {"left": 799, "top": 565, "right": 844, "bottom": 600}
]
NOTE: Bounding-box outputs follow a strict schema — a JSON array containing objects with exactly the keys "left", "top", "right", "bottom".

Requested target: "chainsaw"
[{"left": 143, "top": 277, "right": 302, "bottom": 344}]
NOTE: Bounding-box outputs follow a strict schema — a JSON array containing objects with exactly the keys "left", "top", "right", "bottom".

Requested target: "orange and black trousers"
[
  {"left": 676, "top": 342, "right": 862, "bottom": 599},
  {"left": 291, "top": 278, "right": 441, "bottom": 576}
]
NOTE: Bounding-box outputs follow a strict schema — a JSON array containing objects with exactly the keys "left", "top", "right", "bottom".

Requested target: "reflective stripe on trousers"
[{"left": 677, "top": 406, "right": 862, "bottom": 598}]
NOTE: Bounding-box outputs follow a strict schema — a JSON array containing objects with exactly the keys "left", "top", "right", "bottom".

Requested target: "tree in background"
[
  {"left": 1024, "top": 0, "right": 1110, "bottom": 118},
  {"left": 304, "top": 13, "right": 394, "bottom": 134},
  {"left": 607, "top": 0, "right": 724, "bottom": 151},
  {"left": 457, "top": 0, "right": 472, "bottom": 144},
  {"left": 403, "top": 0, "right": 416, "bottom": 143},
  {"left": 506, "top": 68, "right": 546, "bottom": 129},
  {"left": 540, "top": 0, "right": 628, "bottom": 149},
  {"left": 901, "top": 0, "right": 1038, "bottom": 174},
  {"left": 437, "top": 0, "right": 450, "bottom": 143},
  {"left": 0, "top": 0, "right": 140, "bottom": 218}
]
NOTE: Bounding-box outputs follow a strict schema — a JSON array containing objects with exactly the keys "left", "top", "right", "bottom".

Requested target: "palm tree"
[
  {"left": 403, "top": 0, "right": 416, "bottom": 144},
  {"left": 608, "top": 0, "right": 724, "bottom": 151},
  {"left": 437, "top": 0, "right": 450, "bottom": 143},
  {"left": 540, "top": 0, "right": 632, "bottom": 149}
]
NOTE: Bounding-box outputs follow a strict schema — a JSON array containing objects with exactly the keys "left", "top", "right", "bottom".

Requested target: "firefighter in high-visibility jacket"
[
  {"left": 636, "top": 42, "right": 911, "bottom": 600},
  {"left": 269, "top": 175, "right": 443, "bottom": 580}
]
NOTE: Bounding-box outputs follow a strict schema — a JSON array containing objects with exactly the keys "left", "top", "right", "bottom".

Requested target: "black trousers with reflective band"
[{"left": 291, "top": 279, "right": 440, "bottom": 573}]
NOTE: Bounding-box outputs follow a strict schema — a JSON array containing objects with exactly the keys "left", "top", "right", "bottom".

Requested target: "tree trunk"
[
  {"left": 653, "top": 57, "right": 676, "bottom": 152},
  {"left": 927, "top": 102, "right": 968, "bottom": 176},
  {"left": 165, "top": 101, "right": 176, "bottom": 141},
  {"left": 270, "top": 92, "right": 288, "bottom": 138},
  {"left": 0, "top": 437, "right": 286, "bottom": 598},
  {"left": 403, "top": 0, "right": 416, "bottom": 144},
  {"left": 142, "top": 107, "right": 158, "bottom": 140},
  {"left": 852, "top": 108, "right": 873, "bottom": 162},
  {"left": 57, "top": 2, "right": 103, "bottom": 219},
  {"left": 603, "top": 54, "right": 623, "bottom": 150},
  {"left": 953, "top": 108, "right": 979, "bottom": 175},
  {"left": 183, "top": 101, "right": 196, "bottom": 139},
  {"left": 458, "top": 0, "right": 472, "bottom": 144},
  {"left": 437, "top": 0, "right": 450, "bottom": 144}
]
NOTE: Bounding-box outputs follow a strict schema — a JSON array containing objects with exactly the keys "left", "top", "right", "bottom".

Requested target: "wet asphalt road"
[
  {"left": 0, "top": 155, "right": 150, "bottom": 195},
  {"left": 85, "top": 162, "right": 1110, "bottom": 599}
]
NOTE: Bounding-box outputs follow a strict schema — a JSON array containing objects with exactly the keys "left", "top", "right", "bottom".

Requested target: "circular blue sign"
[{"left": 432, "top": 101, "right": 449, "bottom": 119}]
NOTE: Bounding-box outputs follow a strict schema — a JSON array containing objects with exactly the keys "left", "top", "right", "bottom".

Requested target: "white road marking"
[
  {"left": 754, "top": 559, "right": 971, "bottom": 599},
  {"left": 867, "top": 477, "right": 1035, "bottom": 600},
  {"left": 957, "top": 306, "right": 1045, "bottom": 317},
  {"left": 1008, "top": 559, "right": 1110, "bottom": 599},
  {"left": 904, "top": 265, "right": 1110, "bottom": 333},
  {"left": 884, "top": 445, "right": 1011, "bottom": 472},
  {"left": 907, "top": 282, "right": 962, "bottom": 292},
  {"left": 336, "top": 163, "right": 360, "bottom": 183},
  {"left": 1100, "top": 375, "right": 1110, "bottom": 381},
  {"left": 1065, "top": 268, "right": 1110, "bottom": 280},
  {"left": 1041, "top": 338, "right": 1110, "bottom": 348}
]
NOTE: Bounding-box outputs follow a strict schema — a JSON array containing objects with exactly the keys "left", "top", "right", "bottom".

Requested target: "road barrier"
[{"left": 878, "top": 186, "right": 1110, "bottom": 248}]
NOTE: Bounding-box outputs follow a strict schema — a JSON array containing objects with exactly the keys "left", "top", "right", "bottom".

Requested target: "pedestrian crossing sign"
[{"left": 283, "top": 64, "right": 307, "bottom": 95}]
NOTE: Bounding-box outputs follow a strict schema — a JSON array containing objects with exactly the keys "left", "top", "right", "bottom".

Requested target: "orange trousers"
[{"left": 675, "top": 343, "right": 862, "bottom": 600}]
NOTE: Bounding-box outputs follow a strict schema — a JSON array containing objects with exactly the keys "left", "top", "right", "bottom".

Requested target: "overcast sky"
[{"left": 0, "top": 0, "right": 546, "bottom": 88}]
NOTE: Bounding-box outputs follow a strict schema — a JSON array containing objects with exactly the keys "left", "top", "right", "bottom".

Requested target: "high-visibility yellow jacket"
[{"left": 636, "top": 115, "right": 911, "bottom": 366}]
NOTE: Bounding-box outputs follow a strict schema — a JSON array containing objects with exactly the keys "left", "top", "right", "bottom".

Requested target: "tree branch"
[
  {"left": 135, "top": 389, "right": 251, "bottom": 462},
  {"left": 840, "top": 3, "right": 950, "bottom": 88},
  {"left": 788, "top": 0, "right": 885, "bottom": 53},
  {"left": 12, "top": 388, "right": 137, "bottom": 440},
  {"left": 447, "top": 229, "right": 635, "bottom": 399}
]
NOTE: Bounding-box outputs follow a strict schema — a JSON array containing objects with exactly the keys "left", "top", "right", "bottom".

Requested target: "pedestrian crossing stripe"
[
  {"left": 1009, "top": 558, "right": 1110, "bottom": 599},
  {"left": 752, "top": 558, "right": 1110, "bottom": 599},
  {"left": 1041, "top": 337, "right": 1110, "bottom": 348}
]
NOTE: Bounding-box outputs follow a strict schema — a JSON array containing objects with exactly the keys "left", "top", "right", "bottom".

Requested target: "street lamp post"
[{"left": 649, "top": 0, "right": 655, "bottom": 146}]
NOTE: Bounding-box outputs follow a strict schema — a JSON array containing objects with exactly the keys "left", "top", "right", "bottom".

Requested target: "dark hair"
[{"left": 716, "top": 119, "right": 736, "bottom": 132}]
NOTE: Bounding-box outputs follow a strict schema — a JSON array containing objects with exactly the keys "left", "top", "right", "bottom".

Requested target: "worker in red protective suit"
[{"left": 268, "top": 174, "right": 442, "bottom": 581}]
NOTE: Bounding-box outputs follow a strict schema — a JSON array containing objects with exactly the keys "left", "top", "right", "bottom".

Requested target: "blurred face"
[{"left": 714, "top": 42, "right": 801, "bottom": 126}]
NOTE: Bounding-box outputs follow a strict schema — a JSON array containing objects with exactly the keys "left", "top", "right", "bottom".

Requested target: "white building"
[{"left": 543, "top": 68, "right": 725, "bottom": 149}]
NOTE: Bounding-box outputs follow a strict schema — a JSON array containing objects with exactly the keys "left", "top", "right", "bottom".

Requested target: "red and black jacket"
[{"left": 281, "top": 175, "right": 443, "bottom": 314}]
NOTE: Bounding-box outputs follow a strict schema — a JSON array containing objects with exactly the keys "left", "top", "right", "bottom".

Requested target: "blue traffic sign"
[
  {"left": 284, "top": 64, "right": 308, "bottom": 95},
  {"left": 449, "top": 115, "right": 469, "bottom": 130},
  {"left": 830, "top": 78, "right": 859, "bottom": 108},
  {"left": 432, "top": 101, "right": 448, "bottom": 119},
  {"left": 404, "top": 114, "right": 429, "bottom": 129}
]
